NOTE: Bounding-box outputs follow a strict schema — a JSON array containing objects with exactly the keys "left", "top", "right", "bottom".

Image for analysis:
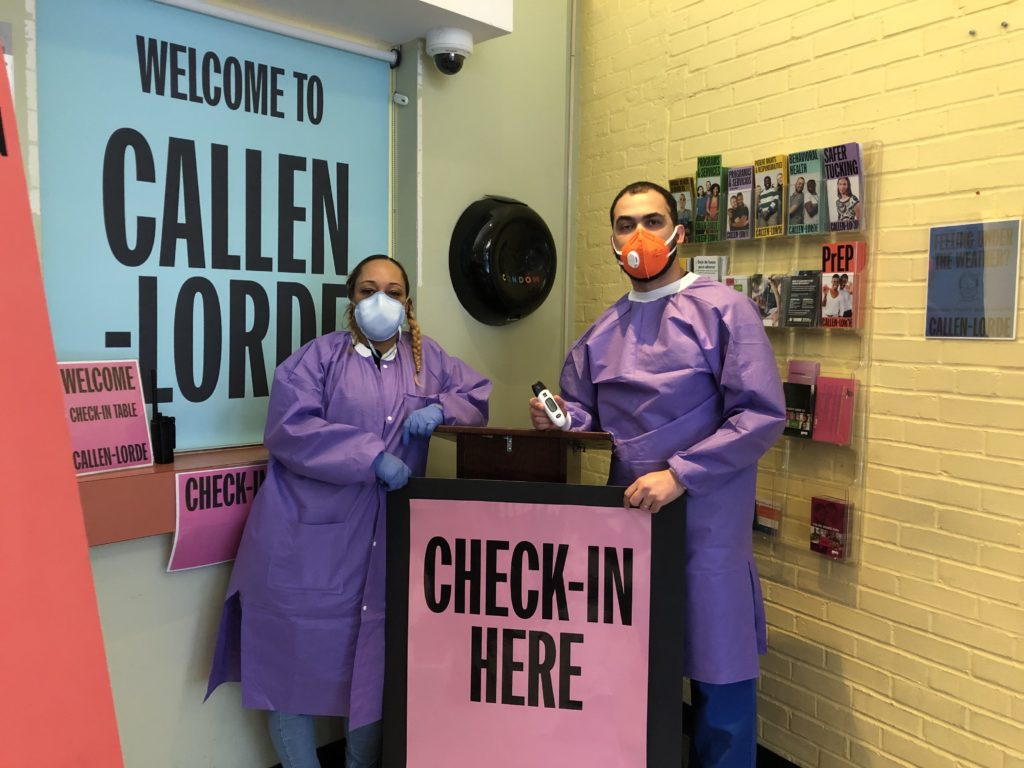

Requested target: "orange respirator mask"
[{"left": 611, "top": 226, "right": 680, "bottom": 281}]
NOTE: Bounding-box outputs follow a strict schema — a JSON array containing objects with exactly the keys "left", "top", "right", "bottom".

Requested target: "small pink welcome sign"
[{"left": 57, "top": 360, "right": 152, "bottom": 475}]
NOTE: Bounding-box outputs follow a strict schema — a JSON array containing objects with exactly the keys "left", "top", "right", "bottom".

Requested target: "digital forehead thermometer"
[{"left": 531, "top": 381, "right": 567, "bottom": 428}]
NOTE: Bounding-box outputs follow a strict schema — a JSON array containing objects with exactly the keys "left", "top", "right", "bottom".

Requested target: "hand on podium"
[{"left": 402, "top": 403, "right": 444, "bottom": 444}]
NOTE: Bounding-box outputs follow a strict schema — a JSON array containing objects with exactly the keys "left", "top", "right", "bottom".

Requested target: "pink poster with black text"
[
  {"left": 385, "top": 480, "right": 685, "bottom": 768},
  {"left": 58, "top": 359, "right": 152, "bottom": 474},
  {"left": 168, "top": 463, "right": 267, "bottom": 572}
]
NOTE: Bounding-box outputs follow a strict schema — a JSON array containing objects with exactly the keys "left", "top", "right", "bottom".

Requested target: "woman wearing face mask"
[{"left": 206, "top": 254, "right": 491, "bottom": 768}]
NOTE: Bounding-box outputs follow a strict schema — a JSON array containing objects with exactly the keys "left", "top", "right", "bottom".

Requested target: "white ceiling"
[{"left": 196, "top": 0, "right": 512, "bottom": 49}]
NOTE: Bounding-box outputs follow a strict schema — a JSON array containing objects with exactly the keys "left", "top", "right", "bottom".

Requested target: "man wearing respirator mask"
[{"left": 529, "top": 181, "right": 784, "bottom": 768}]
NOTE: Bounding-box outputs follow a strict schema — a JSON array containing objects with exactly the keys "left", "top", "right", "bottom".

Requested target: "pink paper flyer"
[{"left": 168, "top": 463, "right": 268, "bottom": 572}]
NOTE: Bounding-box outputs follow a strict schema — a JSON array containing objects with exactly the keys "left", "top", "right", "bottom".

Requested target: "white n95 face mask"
[{"left": 354, "top": 291, "right": 407, "bottom": 342}]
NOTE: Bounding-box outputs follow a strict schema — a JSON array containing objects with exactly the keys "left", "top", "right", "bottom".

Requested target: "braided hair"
[{"left": 345, "top": 254, "right": 423, "bottom": 386}]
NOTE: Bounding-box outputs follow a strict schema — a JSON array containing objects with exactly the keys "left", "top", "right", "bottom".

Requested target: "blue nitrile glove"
[
  {"left": 402, "top": 403, "right": 444, "bottom": 445},
  {"left": 373, "top": 451, "right": 411, "bottom": 491}
]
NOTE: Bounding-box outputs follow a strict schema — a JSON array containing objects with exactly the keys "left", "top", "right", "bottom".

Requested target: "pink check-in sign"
[
  {"left": 407, "top": 498, "right": 652, "bottom": 768},
  {"left": 168, "top": 463, "right": 267, "bottom": 572},
  {"left": 58, "top": 360, "right": 152, "bottom": 475}
]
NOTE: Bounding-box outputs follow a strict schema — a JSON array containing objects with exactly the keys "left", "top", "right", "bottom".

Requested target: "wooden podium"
[{"left": 433, "top": 425, "right": 611, "bottom": 484}]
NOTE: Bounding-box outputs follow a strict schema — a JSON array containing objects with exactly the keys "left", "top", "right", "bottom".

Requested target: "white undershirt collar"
[
  {"left": 354, "top": 341, "right": 399, "bottom": 361},
  {"left": 628, "top": 271, "right": 699, "bottom": 302}
]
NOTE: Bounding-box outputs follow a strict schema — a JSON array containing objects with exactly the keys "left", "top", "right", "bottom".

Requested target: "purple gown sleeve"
[
  {"left": 558, "top": 340, "right": 598, "bottom": 433},
  {"left": 667, "top": 302, "right": 785, "bottom": 496},
  {"left": 263, "top": 342, "right": 384, "bottom": 486},
  {"left": 428, "top": 345, "right": 492, "bottom": 427}
]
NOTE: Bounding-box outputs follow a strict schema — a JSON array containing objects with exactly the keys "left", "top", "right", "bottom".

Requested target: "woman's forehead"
[{"left": 358, "top": 259, "right": 404, "bottom": 285}]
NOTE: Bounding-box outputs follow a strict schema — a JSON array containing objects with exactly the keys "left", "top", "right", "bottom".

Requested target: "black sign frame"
[{"left": 384, "top": 478, "right": 686, "bottom": 767}]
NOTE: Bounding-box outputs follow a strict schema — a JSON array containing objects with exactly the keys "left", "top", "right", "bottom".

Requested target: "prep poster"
[
  {"left": 37, "top": 0, "right": 389, "bottom": 448},
  {"left": 925, "top": 219, "right": 1020, "bottom": 340},
  {"left": 385, "top": 480, "right": 685, "bottom": 768}
]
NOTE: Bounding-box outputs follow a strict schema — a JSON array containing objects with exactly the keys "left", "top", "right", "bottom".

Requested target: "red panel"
[{"left": 0, "top": 50, "right": 124, "bottom": 766}]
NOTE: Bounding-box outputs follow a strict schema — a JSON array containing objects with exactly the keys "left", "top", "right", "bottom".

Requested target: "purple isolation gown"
[
  {"left": 558, "top": 273, "right": 785, "bottom": 684},
  {"left": 206, "top": 331, "right": 491, "bottom": 728}
]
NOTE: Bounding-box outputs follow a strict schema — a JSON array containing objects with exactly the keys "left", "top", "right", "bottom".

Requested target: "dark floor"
[
  {"left": 271, "top": 739, "right": 795, "bottom": 767},
  {"left": 269, "top": 703, "right": 796, "bottom": 767}
]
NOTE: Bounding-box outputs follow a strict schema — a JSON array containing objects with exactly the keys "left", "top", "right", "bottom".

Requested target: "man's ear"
[{"left": 674, "top": 223, "right": 685, "bottom": 246}]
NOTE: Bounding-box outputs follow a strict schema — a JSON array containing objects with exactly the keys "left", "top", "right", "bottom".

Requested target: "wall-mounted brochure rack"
[{"left": 676, "top": 140, "right": 880, "bottom": 567}]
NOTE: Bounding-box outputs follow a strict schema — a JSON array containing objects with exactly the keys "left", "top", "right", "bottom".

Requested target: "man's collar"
[{"left": 628, "top": 271, "right": 699, "bottom": 302}]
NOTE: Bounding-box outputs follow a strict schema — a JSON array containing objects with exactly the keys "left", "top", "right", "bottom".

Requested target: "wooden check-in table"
[{"left": 433, "top": 425, "right": 611, "bottom": 484}]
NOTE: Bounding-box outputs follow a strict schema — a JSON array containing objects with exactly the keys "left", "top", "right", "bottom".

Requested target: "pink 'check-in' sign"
[
  {"left": 57, "top": 360, "right": 152, "bottom": 475},
  {"left": 406, "top": 498, "right": 653, "bottom": 768},
  {"left": 168, "top": 463, "right": 267, "bottom": 572}
]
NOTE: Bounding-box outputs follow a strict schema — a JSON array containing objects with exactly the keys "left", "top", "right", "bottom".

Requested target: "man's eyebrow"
[{"left": 618, "top": 211, "right": 664, "bottom": 221}]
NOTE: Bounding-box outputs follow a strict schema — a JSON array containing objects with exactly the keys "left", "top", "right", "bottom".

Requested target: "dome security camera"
[{"left": 425, "top": 27, "right": 473, "bottom": 75}]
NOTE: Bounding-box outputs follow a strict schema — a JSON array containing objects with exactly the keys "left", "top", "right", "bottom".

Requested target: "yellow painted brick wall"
[{"left": 575, "top": 1, "right": 1024, "bottom": 766}]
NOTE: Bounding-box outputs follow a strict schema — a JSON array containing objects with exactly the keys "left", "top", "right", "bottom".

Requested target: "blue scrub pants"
[
  {"left": 688, "top": 678, "right": 757, "bottom": 768},
  {"left": 267, "top": 711, "right": 381, "bottom": 768}
]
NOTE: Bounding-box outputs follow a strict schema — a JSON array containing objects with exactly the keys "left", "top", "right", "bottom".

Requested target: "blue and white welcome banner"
[{"left": 38, "top": 0, "right": 389, "bottom": 448}]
